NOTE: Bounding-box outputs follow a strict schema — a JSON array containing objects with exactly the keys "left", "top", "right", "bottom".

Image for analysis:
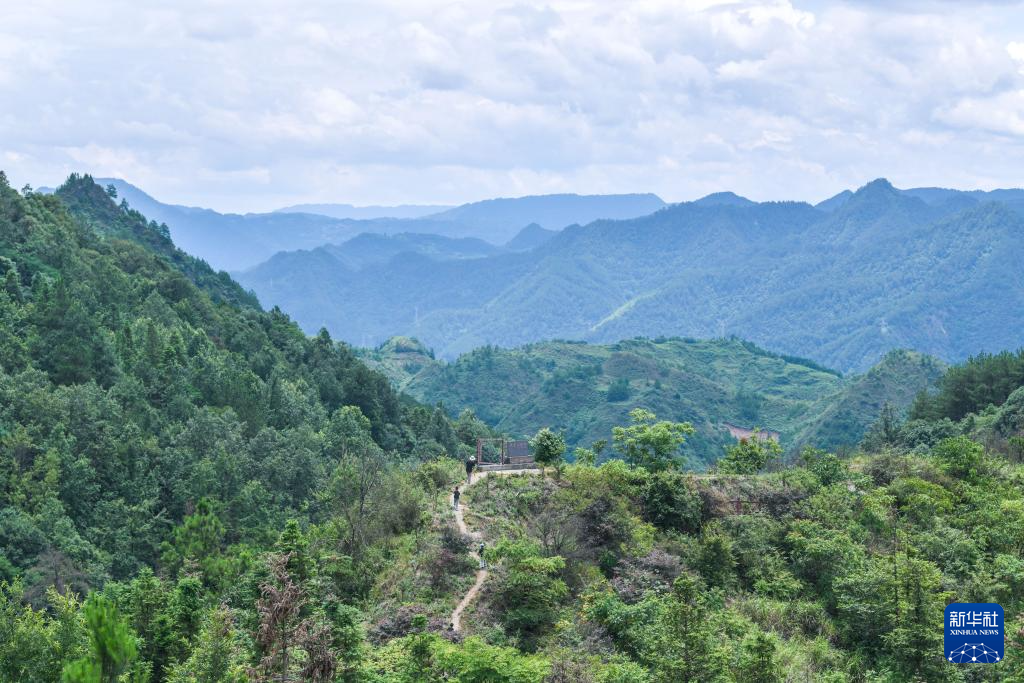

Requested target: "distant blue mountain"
[
  {"left": 95, "top": 178, "right": 365, "bottom": 271},
  {"left": 91, "top": 180, "right": 667, "bottom": 270},
  {"left": 318, "top": 232, "right": 502, "bottom": 271},
  {"left": 815, "top": 190, "right": 853, "bottom": 212},
  {"left": 817, "top": 185, "right": 1024, "bottom": 216},
  {"left": 426, "top": 192, "right": 667, "bottom": 244},
  {"left": 274, "top": 202, "right": 452, "bottom": 219}
]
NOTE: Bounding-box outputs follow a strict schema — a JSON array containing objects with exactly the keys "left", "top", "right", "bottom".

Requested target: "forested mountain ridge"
[
  {"left": 791, "top": 348, "right": 947, "bottom": 450},
  {"left": 240, "top": 178, "right": 1024, "bottom": 372},
  {"left": 0, "top": 171, "right": 479, "bottom": 606},
  {"left": 819, "top": 183, "right": 1024, "bottom": 215},
  {"left": 243, "top": 232, "right": 503, "bottom": 280},
  {"left": 362, "top": 336, "right": 943, "bottom": 464},
  {"left": 53, "top": 175, "right": 259, "bottom": 310},
  {"left": 84, "top": 177, "right": 371, "bottom": 271}
]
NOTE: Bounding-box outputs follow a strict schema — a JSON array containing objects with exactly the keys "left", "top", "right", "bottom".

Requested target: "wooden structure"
[{"left": 476, "top": 437, "right": 533, "bottom": 466}]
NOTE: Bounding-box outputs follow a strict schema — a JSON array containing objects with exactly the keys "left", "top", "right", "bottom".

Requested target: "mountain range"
[
  {"left": 78, "top": 179, "right": 664, "bottom": 270},
  {"left": 237, "top": 179, "right": 1024, "bottom": 372}
]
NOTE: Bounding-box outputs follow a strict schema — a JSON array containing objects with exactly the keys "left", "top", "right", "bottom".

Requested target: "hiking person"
[
  {"left": 452, "top": 485, "right": 461, "bottom": 510},
  {"left": 465, "top": 455, "right": 477, "bottom": 483},
  {"left": 477, "top": 541, "right": 486, "bottom": 569}
]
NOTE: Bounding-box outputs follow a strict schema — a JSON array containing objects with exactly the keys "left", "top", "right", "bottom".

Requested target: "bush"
[
  {"left": 798, "top": 447, "right": 847, "bottom": 486},
  {"left": 718, "top": 437, "right": 781, "bottom": 475},
  {"left": 491, "top": 540, "right": 568, "bottom": 644},
  {"left": 931, "top": 436, "right": 985, "bottom": 479},
  {"left": 641, "top": 472, "right": 703, "bottom": 533},
  {"left": 994, "top": 386, "right": 1024, "bottom": 436},
  {"left": 606, "top": 378, "right": 630, "bottom": 402}
]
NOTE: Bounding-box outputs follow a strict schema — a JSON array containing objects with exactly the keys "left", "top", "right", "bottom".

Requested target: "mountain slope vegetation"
[
  {"left": 362, "top": 336, "right": 941, "bottom": 464},
  {"left": 240, "top": 178, "right": 1024, "bottom": 372},
  {"left": 792, "top": 349, "right": 946, "bottom": 451},
  {"left": 0, "top": 170, "right": 481, "bottom": 604}
]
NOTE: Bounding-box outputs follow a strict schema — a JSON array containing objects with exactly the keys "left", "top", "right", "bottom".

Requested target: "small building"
[{"left": 723, "top": 423, "right": 780, "bottom": 442}]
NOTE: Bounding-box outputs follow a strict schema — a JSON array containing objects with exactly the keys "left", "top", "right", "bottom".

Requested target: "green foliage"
[
  {"left": 641, "top": 471, "right": 702, "bottom": 533},
  {"left": 164, "top": 605, "right": 245, "bottom": 683},
  {"left": 931, "top": 436, "right": 985, "bottom": 480},
  {"left": 490, "top": 539, "right": 568, "bottom": 644},
  {"left": 797, "top": 447, "right": 847, "bottom": 486},
  {"left": 160, "top": 500, "right": 226, "bottom": 586},
  {"left": 0, "top": 581, "right": 88, "bottom": 682},
  {"left": 371, "top": 633, "right": 550, "bottom": 682},
  {"left": 718, "top": 436, "right": 782, "bottom": 475},
  {"left": 697, "top": 530, "right": 737, "bottom": 589},
  {"left": 912, "top": 348, "right": 1024, "bottom": 421},
  {"left": 612, "top": 408, "right": 694, "bottom": 472},
  {"left": 62, "top": 594, "right": 140, "bottom": 683},
  {"left": 529, "top": 427, "right": 565, "bottom": 472},
  {"left": 736, "top": 630, "right": 781, "bottom": 683},
  {"left": 606, "top": 377, "right": 630, "bottom": 402}
]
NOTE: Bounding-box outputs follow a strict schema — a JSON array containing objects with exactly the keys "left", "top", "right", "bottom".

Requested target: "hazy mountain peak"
[
  {"left": 835, "top": 177, "right": 928, "bottom": 221},
  {"left": 854, "top": 177, "right": 898, "bottom": 196},
  {"left": 693, "top": 191, "right": 755, "bottom": 207},
  {"left": 506, "top": 222, "right": 557, "bottom": 251},
  {"left": 815, "top": 189, "right": 853, "bottom": 212},
  {"left": 377, "top": 335, "right": 433, "bottom": 355}
]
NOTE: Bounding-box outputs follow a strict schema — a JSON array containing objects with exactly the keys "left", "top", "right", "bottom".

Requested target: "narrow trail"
[{"left": 450, "top": 468, "right": 538, "bottom": 632}]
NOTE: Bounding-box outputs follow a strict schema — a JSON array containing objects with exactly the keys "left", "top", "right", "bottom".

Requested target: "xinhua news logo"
[{"left": 944, "top": 603, "right": 1003, "bottom": 664}]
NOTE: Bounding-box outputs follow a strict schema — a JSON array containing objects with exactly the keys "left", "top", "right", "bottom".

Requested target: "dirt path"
[{"left": 450, "top": 468, "right": 538, "bottom": 632}]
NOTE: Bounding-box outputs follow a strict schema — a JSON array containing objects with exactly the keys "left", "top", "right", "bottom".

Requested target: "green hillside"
[
  {"left": 363, "top": 336, "right": 940, "bottom": 466},
  {"left": 0, "top": 171, "right": 476, "bottom": 600},
  {"left": 793, "top": 349, "right": 947, "bottom": 451}
]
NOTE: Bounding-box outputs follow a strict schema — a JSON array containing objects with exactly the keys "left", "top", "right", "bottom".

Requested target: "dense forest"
[{"left": 1, "top": 173, "right": 1023, "bottom": 681}]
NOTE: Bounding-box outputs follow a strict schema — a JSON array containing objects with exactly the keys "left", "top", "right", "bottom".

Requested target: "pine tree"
[{"left": 61, "top": 595, "right": 140, "bottom": 683}]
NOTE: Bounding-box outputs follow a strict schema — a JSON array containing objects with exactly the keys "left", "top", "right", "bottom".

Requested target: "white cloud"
[
  {"left": 937, "top": 89, "right": 1024, "bottom": 136},
  {"left": 0, "top": 0, "right": 1023, "bottom": 211},
  {"left": 1009, "top": 41, "right": 1024, "bottom": 72}
]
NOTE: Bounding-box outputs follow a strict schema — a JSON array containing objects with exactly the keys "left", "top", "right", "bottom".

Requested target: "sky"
[{"left": 2, "top": 0, "right": 1024, "bottom": 213}]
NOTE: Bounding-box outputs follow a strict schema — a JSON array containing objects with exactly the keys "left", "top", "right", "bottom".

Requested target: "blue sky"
[{"left": 2, "top": 0, "right": 1023, "bottom": 212}]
